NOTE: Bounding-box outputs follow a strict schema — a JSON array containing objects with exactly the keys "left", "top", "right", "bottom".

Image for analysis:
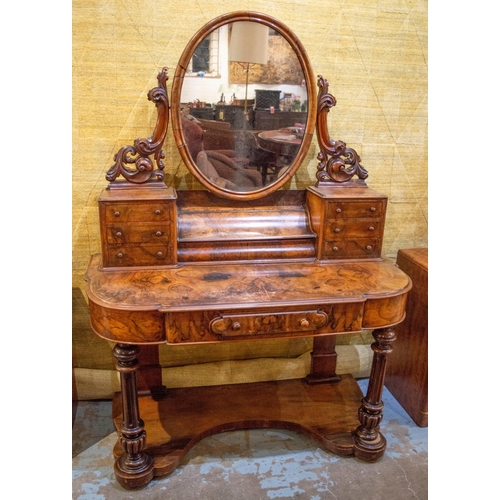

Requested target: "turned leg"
[
  {"left": 306, "top": 335, "right": 341, "bottom": 384},
  {"left": 353, "top": 327, "right": 397, "bottom": 462},
  {"left": 113, "top": 344, "right": 154, "bottom": 489}
]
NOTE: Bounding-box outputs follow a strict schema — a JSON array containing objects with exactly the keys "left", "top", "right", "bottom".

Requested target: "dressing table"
[{"left": 85, "top": 11, "right": 412, "bottom": 489}]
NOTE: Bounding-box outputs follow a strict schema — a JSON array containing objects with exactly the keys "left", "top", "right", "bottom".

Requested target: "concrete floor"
[{"left": 72, "top": 379, "right": 428, "bottom": 499}]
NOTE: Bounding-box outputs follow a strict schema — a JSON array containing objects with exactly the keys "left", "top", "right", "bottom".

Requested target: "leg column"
[
  {"left": 353, "top": 327, "right": 397, "bottom": 462},
  {"left": 113, "top": 344, "right": 154, "bottom": 489}
]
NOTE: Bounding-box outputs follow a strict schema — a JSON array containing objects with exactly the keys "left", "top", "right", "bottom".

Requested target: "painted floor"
[{"left": 72, "top": 379, "right": 428, "bottom": 499}]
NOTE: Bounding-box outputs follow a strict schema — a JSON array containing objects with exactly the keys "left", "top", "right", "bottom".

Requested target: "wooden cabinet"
[
  {"left": 98, "top": 186, "right": 177, "bottom": 268},
  {"left": 253, "top": 110, "right": 308, "bottom": 130},
  {"left": 385, "top": 248, "right": 428, "bottom": 427}
]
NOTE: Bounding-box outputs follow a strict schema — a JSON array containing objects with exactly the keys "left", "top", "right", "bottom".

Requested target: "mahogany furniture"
[
  {"left": 385, "top": 248, "right": 428, "bottom": 427},
  {"left": 85, "top": 11, "right": 412, "bottom": 490}
]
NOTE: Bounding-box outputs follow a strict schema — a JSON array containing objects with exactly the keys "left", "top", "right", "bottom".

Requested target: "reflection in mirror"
[{"left": 180, "top": 21, "right": 307, "bottom": 193}]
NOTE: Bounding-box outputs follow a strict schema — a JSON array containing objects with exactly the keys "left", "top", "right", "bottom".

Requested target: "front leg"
[
  {"left": 113, "top": 344, "right": 154, "bottom": 489},
  {"left": 353, "top": 327, "right": 397, "bottom": 461}
]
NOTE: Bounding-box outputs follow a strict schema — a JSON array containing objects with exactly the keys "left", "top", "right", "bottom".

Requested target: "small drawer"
[
  {"left": 105, "top": 223, "right": 171, "bottom": 245},
  {"left": 103, "top": 202, "right": 173, "bottom": 222},
  {"left": 104, "top": 244, "right": 172, "bottom": 267},
  {"left": 322, "top": 238, "right": 380, "bottom": 259},
  {"left": 210, "top": 310, "right": 328, "bottom": 337},
  {"left": 327, "top": 201, "right": 384, "bottom": 219},
  {"left": 324, "top": 219, "right": 381, "bottom": 240}
]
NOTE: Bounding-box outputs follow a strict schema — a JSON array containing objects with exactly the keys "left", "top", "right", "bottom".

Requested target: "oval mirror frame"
[{"left": 171, "top": 11, "right": 317, "bottom": 201}]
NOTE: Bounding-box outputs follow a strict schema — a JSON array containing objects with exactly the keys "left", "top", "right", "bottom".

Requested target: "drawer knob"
[
  {"left": 366, "top": 245, "right": 373, "bottom": 251},
  {"left": 368, "top": 226, "right": 375, "bottom": 231},
  {"left": 336, "top": 208, "right": 342, "bottom": 213},
  {"left": 114, "top": 211, "right": 120, "bottom": 217},
  {"left": 334, "top": 228, "right": 340, "bottom": 233},
  {"left": 232, "top": 322, "right": 241, "bottom": 331},
  {"left": 155, "top": 231, "right": 162, "bottom": 237},
  {"left": 115, "top": 231, "right": 122, "bottom": 237},
  {"left": 155, "top": 209, "right": 162, "bottom": 215},
  {"left": 156, "top": 251, "right": 163, "bottom": 258},
  {"left": 117, "top": 252, "right": 123, "bottom": 259},
  {"left": 299, "top": 318, "right": 310, "bottom": 328},
  {"left": 370, "top": 207, "right": 376, "bottom": 212},
  {"left": 333, "top": 246, "right": 339, "bottom": 251}
]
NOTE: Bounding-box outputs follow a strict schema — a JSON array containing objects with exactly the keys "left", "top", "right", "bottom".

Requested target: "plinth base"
[{"left": 112, "top": 375, "right": 378, "bottom": 480}]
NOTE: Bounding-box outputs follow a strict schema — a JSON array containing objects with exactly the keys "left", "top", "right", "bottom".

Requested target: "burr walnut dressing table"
[{"left": 85, "top": 11, "right": 412, "bottom": 489}]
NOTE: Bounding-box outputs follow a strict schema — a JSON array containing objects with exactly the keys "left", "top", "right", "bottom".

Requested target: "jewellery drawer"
[
  {"left": 324, "top": 219, "right": 381, "bottom": 240},
  {"left": 104, "top": 244, "right": 172, "bottom": 267},
  {"left": 103, "top": 202, "right": 173, "bottom": 222},
  {"left": 105, "top": 222, "right": 172, "bottom": 245},
  {"left": 326, "top": 201, "right": 384, "bottom": 219},
  {"left": 165, "top": 303, "right": 365, "bottom": 343},
  {"left": 322, "top": 238, "right": 381, "bottom": 259}
]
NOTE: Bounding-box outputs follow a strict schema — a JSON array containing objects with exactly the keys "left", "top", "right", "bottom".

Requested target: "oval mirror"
[{"left": 171, "top": 12, "right": 317, "bottom": 200}]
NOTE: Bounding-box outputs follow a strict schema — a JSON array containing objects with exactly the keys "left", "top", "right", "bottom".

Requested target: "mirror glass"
[{"left": 173, "top": 14, "right": 316, "bottom": 200}]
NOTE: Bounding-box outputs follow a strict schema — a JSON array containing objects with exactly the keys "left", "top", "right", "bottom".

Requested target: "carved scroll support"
[
  {"left": 113, "top": 344, "right": 154, "bottom": 489},
  {"left": 315, "top": 75, "right": 368, "bottom": 184},
  {"left": 353, "top": 327, "right": 397, "bottom": 461},
  {"left": 106, "top": 67, "right": 170, "bottom": 185}
]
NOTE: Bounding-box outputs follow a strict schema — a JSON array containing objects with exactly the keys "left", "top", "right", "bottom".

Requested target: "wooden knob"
[
  {"left": 300, "top": 318, "right": 309, "bottom": 327},
  {"left": 366, "top": 245, "right": 373, "bottom": 251},
  {"left": 370, "top": 207, "right": 376, "bottom": 212},
  {"left": 156, "top": 251, "right": 163, "bottom": 258},
  {"left": 117, "top": 253, "right": 123, "bottom": 258},
  {"left": 116, "top": 231, "right": 122, "bottom": 237},
  {"left": 155, "top": 231, "right": 162, "bottom": 237},
  {"left": 334, "top": 228, "right": 340, "bottom": 233},
  {"left": 336, "top": 208, "right": 342, "bottom": 213},
  {"left": 232, "top": 322, "right": 241, "bottom": 331},
  {"left": 155, "top": 209, "right": 161, "bottom": 215},
  {"left": 333, "top": 246, "right": 339, "bottom": 251},
  {"left": 114, "top": 211, "right": 120, "bottom": 217},
  {"left": 368, "top": 226, "right": 374, "bottom": 231}
]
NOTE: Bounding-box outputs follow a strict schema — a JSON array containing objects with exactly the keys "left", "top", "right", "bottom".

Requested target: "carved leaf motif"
[
  {"left": 105, "top": 68, "right": 169, "bottom": 184},
  {"left": 315, "top": 76, "right": 368, "bottom": 184}
]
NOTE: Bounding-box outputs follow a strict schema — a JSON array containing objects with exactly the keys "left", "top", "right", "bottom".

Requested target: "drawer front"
[
  {"left": 105, "top": 223, "right": 172, "bottom": 245},
  {"left": 322, "top": 238, "right": 381, "bottom": 259},
  {"left": 103, "top": 202, "right": 173, "bottom": 222},
  {"left": 165, "top": 303, "right": 365, "bottom": 343},
  {"left": 327, "top": 201, "right": 384, "bottom": 219},
  {"left": 104, "top": 244, "right": 172, "bottom": 267},
  {"left": 210, "top": 310, "right": 328, "bottom": 337},
  {"left": 324, "top": 219, "right": 381, "bottom": 240}
]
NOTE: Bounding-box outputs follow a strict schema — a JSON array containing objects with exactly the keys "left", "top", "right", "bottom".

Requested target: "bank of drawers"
[
  {"left": 321, "top": 200, "right": 385, "bottom": 259},
  {"left": 100, "top": 201, "right": 175, "bottom": 267}
]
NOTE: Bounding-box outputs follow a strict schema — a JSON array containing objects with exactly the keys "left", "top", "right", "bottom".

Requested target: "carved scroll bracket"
[
  {"left": 315, "top": 75, "right": 368, "bottom": 184},
  {"left": 106, "top": 67, "right": 170, "bottom": 185}
]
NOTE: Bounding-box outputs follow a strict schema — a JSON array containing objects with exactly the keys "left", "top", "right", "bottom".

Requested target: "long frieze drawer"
[
  {"left": 326, "top": 201, "right": 384, "bottom": 219},
  {"left": 322, "top": 239, "right": 381, "bottom": 259},
  {"left": 211, "top": 310, "right": 328, "bottom": 337},
  {"left": 324, "top": 219, "right": 381, "bottom": 240},
  {"left": 165, "top": 303, "right": 364, "bottom": 343},
  {"left": 105, "top": 223, "right": 172, "bottom": 245},
  {"left": 104, "top": 244, "right": 172, "bottom": 267},
  {"left": 103, "top": 202, "right": 173, "bottom": 222}
]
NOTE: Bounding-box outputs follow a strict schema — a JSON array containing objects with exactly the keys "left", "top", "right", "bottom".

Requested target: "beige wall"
[{"left": 73, "top": 0, "right": 427, "bottom": 296}]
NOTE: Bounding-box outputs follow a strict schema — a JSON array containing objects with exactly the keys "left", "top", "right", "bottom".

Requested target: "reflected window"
[{"left": 187, "top": 30, "right": 220, "bottom": 76}]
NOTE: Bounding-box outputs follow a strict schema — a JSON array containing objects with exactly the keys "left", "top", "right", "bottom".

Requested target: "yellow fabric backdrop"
[{"left": 72, "top": 0, "right": 427, "bottom": 399}]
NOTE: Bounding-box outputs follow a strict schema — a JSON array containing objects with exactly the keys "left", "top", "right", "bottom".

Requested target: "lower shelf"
[{"left": 112, "top": 374, "right": 364, "bottom": 479}]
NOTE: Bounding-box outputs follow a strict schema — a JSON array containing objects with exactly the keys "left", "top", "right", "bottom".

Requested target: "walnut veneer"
[{"left": 85, "top": 11, "right": 413, "bottom": 490}]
